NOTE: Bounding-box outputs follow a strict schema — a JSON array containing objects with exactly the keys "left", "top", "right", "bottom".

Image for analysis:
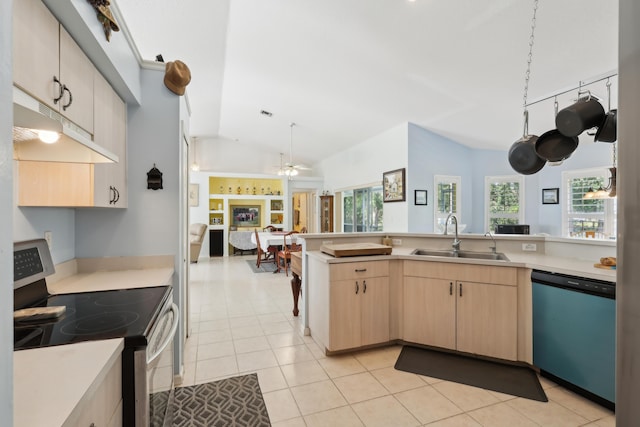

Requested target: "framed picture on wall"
[
  {"left": 542, "top": 188, "right": 559, "bottom": 204},
  {"left": 231, "top": 205, "right": 261, "bottom": 227},
  {"left": 414, "top": 190, "right": 428, "bottom": 205},
  {"left": 383, "top": 168, "right": 406, "bottom": 202},
  {"left": 188, "top": 183, "right": 199, "bottom": 207}
]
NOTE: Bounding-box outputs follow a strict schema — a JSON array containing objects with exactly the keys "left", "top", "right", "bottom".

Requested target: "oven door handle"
[{"left": 147, "top": 303, "right": 179, "bottom": 364}]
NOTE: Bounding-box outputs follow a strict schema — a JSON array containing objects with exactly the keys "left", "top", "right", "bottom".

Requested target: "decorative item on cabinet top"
[{"left": 86, "top": 0, "right": 120, "bottom": 42}]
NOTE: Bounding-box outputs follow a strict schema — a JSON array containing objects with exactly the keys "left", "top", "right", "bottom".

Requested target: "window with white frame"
[
  {"left": 485, "top": 175, "right": 525, "bottom": 233},
  {"left": 562, "top": 168, "right": 617, "bottom": 239},
  {"left": 434, "top": 175, "right": 461, "bottom": 231}
]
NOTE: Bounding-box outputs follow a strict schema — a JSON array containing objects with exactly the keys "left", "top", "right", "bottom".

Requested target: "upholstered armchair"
[{"left": 189, "top": 223, "right": 208, "bottom": 263}]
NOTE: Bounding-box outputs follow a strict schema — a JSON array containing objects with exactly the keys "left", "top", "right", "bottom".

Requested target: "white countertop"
[
  {"left": 14, "top": 339, "right": 124, "bottom": 427},
  {"left": 308, "top": 246, "right": 616, "bottom": 282},
  {"left": 47, "top": 267, "right": 174, "bottom": 294}
]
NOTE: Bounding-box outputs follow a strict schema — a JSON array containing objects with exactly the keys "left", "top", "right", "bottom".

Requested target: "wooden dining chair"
[
  {"left": 255, "top": 230, "right": 277, "bottom": 268},
  {"left": 276, "top": 231, "right": 302, "bottom": 276},
  {"left": 263, "top": 225, "right": 277, "bottom": 232}
]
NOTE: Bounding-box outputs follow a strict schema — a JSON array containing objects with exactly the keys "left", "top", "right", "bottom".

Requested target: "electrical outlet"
[
  {"left": 522, "top": 243, "right": 537, "bottom": 251},
  {"left": 44, "top": 231, "right": 52, "bottom": 249},
  {"left": 392, "top": 239, "right": 402, "bottom": 246},
  {"left": 322, "top": 240, "right": 333, "bottom": 245}
]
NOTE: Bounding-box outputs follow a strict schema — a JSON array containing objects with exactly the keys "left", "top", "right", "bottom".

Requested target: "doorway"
[{"left": 292, "top": 192, "right": 313, "bottom": 232}]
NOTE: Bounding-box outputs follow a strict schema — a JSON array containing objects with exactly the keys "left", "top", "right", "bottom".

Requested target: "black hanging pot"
[
  {"left": 535, "top": 129, "right": 579, "bottom": 162},
  {"left": 594, "top": 109, "right": 617, "bottom": 142},
  {"left": 555, "top": 95, "right": 605, "bottom": 137},
  {"left": 508, "top": 111, "right": 546, "bottom": 175}
]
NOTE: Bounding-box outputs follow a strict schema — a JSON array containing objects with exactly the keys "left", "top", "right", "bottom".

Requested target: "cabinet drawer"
[
  {"left": 404, "top": 260, "right": 517, "bottom": 286},
  {"left": 330, "top": 260, "right": 389, "bottom": 280}
]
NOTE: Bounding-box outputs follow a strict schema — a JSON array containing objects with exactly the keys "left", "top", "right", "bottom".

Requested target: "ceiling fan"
[{"left": 277, "top": 122, "right": 310, "bottom": 177}]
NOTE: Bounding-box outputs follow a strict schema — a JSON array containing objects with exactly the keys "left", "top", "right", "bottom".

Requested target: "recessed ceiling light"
[{"left": 260, "top": 110, "right": 273, "bottom": 117}]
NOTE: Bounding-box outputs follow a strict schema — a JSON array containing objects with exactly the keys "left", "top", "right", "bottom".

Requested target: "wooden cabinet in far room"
[
  {"left": 320, "top": 195, "right": 334, "bottom": 232},
  {"left": 403, "top": 261, "right": 518, "bottom": 361}
]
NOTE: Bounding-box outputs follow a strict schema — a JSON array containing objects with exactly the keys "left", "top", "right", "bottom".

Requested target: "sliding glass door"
[{"left": 342, "top": 186, "right": 383, "bottom": 232}]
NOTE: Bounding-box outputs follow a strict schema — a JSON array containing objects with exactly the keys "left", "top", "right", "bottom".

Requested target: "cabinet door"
[
  {"left": 13, "top": 0, "right": 59, "bottom": 109},
  {"left": 456, "top": 281, "right": 518, "bottom": 360},
  {"left": 59, "top": 27, "right": 95, "bottom": 133},
  {"left": 403, "top": 277, "right": 456, "bottom": 349},
  {"left": 17, "top": 160, "right": 93, "bottom": 207},
  {"left": 93, "top": 73, "right": 127, "bottom": 208},
  {"left": 360, "top": 276, "right": 390, "bottom": 346},
  {"left": 329, "top": 279, "right": 362, "bottom": 351}
]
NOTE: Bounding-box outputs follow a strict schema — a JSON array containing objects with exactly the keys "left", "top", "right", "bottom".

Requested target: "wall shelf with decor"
[{"left": 203, "top": 175, "right": 289, "bottom": 256}]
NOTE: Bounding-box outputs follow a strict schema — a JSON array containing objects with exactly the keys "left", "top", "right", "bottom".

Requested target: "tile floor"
[{"left": 183, "top": 255, "right": 615, "bottom": 426}]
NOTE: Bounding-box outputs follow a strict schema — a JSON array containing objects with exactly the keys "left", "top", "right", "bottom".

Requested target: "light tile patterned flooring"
[{"left": 184, "top": 256, "right": 615, "bottom": 426}]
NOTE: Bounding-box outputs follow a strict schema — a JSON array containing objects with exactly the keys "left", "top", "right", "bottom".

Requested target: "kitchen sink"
[{"left": 410, "top": 248, "right": 509, "bottom": 261}]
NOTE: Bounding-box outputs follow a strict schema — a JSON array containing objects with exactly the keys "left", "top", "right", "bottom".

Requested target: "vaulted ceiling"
[{"left": 117, "top": 0, "right": 618, "bottom": 172}]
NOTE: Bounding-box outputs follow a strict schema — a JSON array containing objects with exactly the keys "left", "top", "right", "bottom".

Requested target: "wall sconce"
[
  {"left": 583, "top": 143, "right": 617, "bottom": 199},
  {"left": 147, "top": 164, "right": 163, "bottom": 190}
]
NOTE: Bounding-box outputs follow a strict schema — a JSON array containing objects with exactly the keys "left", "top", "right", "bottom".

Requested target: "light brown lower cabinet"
[
  {"left": 69, "top": 352, "right": 122, "bottom": 426},
  {"left": 309, "top": 259, "right": 390, "bottom": 352},
  {"left": 329, "top": 276, "right": 390, "bottom": 351},
  {"left": 403, "top": 261, "right": 518, "bottom": 361}
]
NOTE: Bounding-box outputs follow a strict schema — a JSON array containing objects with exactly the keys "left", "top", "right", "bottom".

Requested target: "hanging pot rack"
[{"left": 525, "top": 69, "right": 618, "bottom": 108}]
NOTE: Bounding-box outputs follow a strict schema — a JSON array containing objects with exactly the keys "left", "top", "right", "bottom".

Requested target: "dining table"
[{"left": 250, "top": 231, "right": 299, "bottom": 247}]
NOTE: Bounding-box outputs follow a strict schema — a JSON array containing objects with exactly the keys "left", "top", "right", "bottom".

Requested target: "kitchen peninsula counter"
[
  {"left": 14, "top": 339, "right": 124, "bottom": 427},
  {"left": 301, "top": 232, "right": 616, "bottom": 282}
]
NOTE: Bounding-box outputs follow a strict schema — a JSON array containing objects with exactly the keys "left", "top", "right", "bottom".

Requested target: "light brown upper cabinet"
[
  {"left": 93, "top": 73, "right": 127, "bottom": 208},
  {"left": 13, "top": 0, "right": 95, "bottom": 134}
]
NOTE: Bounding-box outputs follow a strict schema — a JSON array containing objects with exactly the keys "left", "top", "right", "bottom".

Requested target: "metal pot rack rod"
[{"left": 525, "top": 68, "right": 618, "bottom": 108}]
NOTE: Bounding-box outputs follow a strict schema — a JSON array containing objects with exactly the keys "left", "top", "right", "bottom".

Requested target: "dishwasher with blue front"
[{"left": 532, "top": 269, "right": 615, "bottom": 410}]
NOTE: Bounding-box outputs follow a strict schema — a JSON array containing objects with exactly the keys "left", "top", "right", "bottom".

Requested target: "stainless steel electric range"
[{"left": 13, "top": 239, "right": 178, "bottom": 427}]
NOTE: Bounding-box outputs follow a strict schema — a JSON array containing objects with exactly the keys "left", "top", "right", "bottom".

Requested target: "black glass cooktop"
[{"left": 14, "top": 286, "right": 171, "bottom": 351}]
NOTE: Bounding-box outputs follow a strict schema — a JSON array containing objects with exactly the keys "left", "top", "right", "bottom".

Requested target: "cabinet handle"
[
  {"left": 355, "top": 268, "right": 367, "bottom": 272},
  {"left": 62, "top": 85, "right": 73, "bottom": 111},
  {"left": 109, "top": 186, "right": 115, "bottom": 204},
  {"left": 53, "top": 76, "right": 64, "bottom": 104},
  {"left": 449, "top": 282, "right": 453, "bottom": 295},
  {"left": 459, "top": 282, "right": 463, "bottom": 297},
  {"left": 114, "top": 187, "right": 120, "bottom": 203},
  {"left": 355, "top": 281, "right": 359, "bottom": 294},
  {"left": 363, "top": 280, "right": 367, "bottom": 293}
]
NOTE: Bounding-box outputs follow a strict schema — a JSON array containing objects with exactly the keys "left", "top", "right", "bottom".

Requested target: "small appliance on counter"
[
  {"left": 495, "top": 224, "right": 530, "bottom": 234},
  {"left": 13, "top": 238, "right": 178, "bottom": 427}
]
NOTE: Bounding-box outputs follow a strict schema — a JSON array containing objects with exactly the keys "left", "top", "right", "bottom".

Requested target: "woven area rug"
[
  {"left": 245, "top": 259, "right": 278, "bottom": 273},
  {"left": 395, "top": 346, "right": 548, "bottom": 402},
  {"left": 173, "top": 373, "right": 271, "bottom": 427}
]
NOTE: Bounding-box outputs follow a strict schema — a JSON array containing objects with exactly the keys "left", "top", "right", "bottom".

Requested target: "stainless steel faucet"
[
  {"left": 484, "top": 230, "right": 497, "bottom": 253},
  {"left": 444, "top": 213, "right": 461, "bottom": 252}
]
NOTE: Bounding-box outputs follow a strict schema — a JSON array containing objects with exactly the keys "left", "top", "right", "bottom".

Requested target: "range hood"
[{"left": 13, "top": 86, "right": 118, "bottom": 164}]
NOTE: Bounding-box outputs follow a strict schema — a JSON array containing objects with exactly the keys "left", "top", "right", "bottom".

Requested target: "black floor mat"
[{"left": 395, "top": 346, "right": 548, "bottom": 402}]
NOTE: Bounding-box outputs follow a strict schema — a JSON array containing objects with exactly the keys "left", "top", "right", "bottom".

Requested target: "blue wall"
[
  {"left": 407, "top": 123, "right": 473, "bottom": 232},
  {"left": 407, "top": 122, "right": 614, "bottom": 235}
]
